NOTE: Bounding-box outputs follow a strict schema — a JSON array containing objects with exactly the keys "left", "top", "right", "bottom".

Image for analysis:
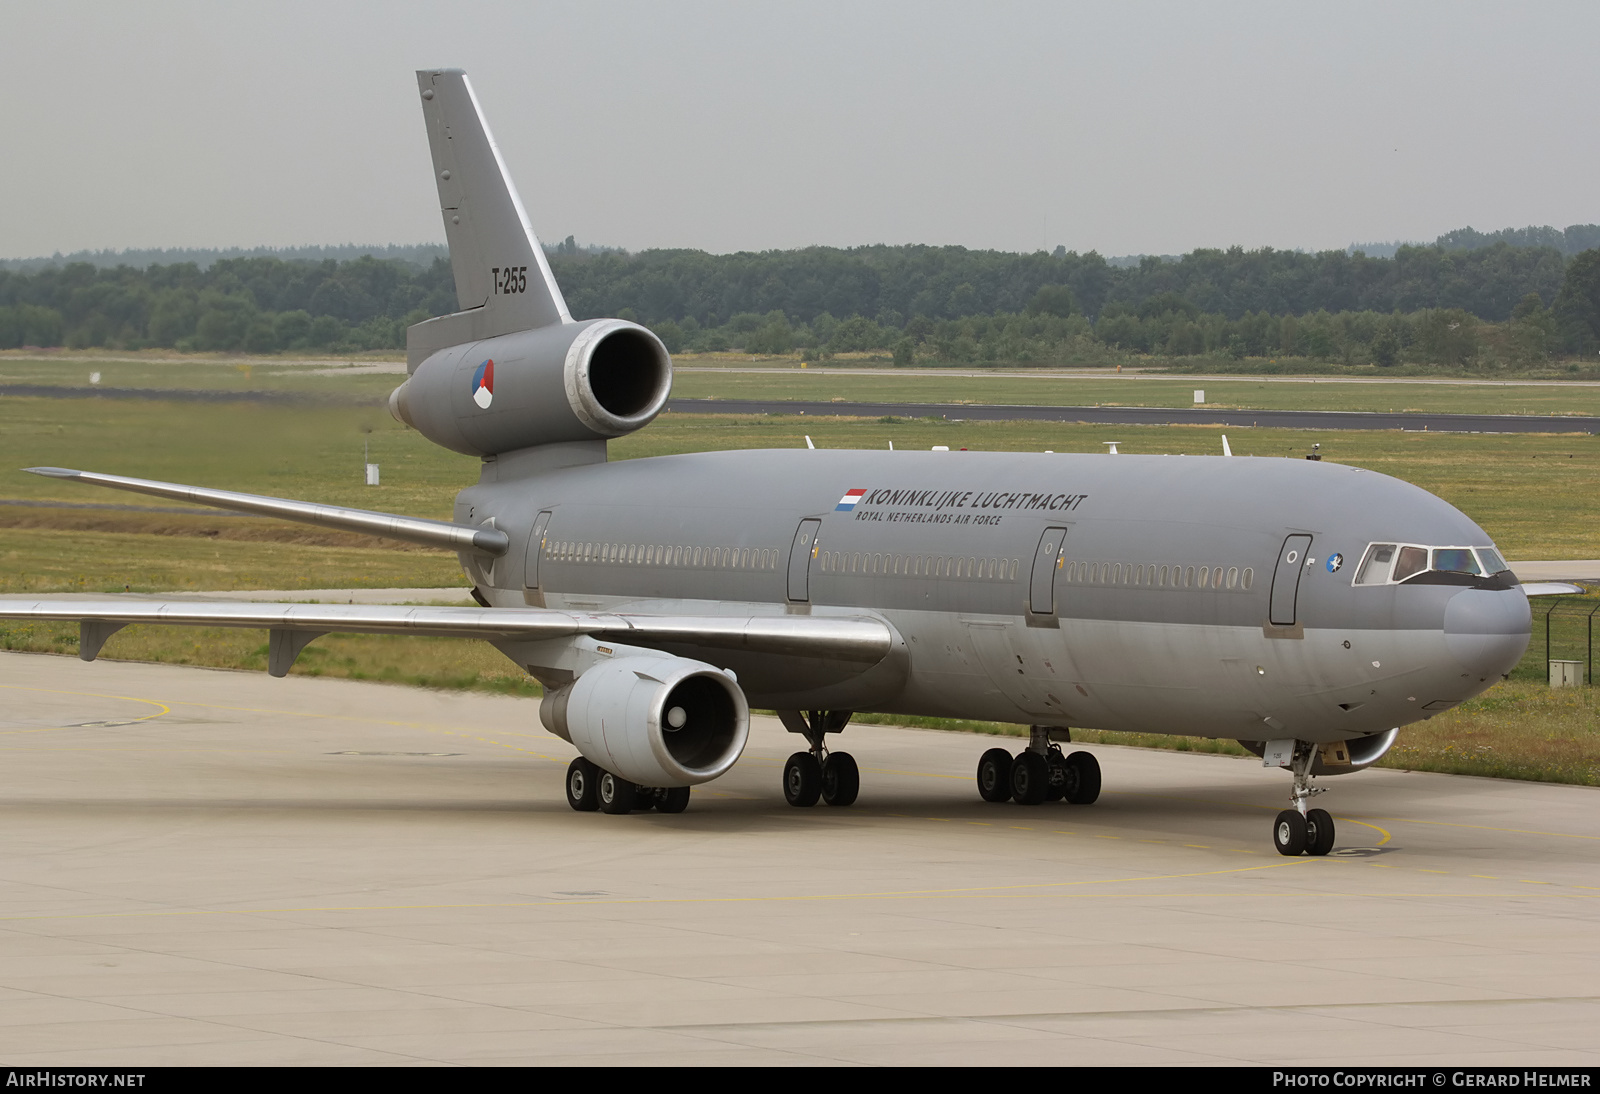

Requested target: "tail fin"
[{"left": 409, "top": 69, "right": 570, "bottom": 366}]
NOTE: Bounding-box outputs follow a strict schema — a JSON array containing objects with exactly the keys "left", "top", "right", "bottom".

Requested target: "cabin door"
[
  {"left": 1269, "top": 534, "right": 1313, "bottom": 626},
  {"left": 523, "top": 510, "right": 553, "bottom": 590},
  {"left": 1029, "top": 526, "right": 1069, "bottom": 614},
  {"left": 787, "top": 519, "right": 822, "bottom": 602}
]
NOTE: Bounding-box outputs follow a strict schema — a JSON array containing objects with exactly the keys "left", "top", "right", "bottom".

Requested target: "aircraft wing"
[
  {"left": 23, "top": 467, "right": 508, "bottom": 557},
  {"left": 0, "top": 599, "right": 893, "bottom": 677},
  {"left": 1521, "top": 582, "right": 1587, "bottom": 596}
]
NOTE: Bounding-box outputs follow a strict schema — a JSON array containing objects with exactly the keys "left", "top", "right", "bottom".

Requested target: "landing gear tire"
[
  {"left": 784, "top": 752, "right": 823, "bottom": 807},
  {"left": 658, "top": 786, "right": 691, "bottom": 814},
  {"left": 1011, "top": 750, "right": 1050, "bottom": 806},
  {"left": 1045, "top": 757, "right": 1067, "bottom": 802},
  {"left": 1305, "top": 808, "right": 1335, "bottom": 856},
  {"left": 821, "top": 752, "right": 860, "bottom": 807},
  {"left": 977, "top": 748, "right": 1014, "bottom": 803},
  {"left": 1063, "top": 750, "right": 1102, "bottom": 805},
  {"left": 598, "top": 771, "right": 638, "bottom": 815},
  {"left": 566, "top": 757, "right": 599, "bottom": 812},
  {"left": 1273, "top": 809, "right": 1308, "bottom": 856}
]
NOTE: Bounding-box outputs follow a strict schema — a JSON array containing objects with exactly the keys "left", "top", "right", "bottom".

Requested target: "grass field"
[
  {"left": 3, "top": 395, "right": 1598, "bottom": 567},
  {"left": 10, "top": 349, "right": 1600, "bottom": 417},
  {"left": 670, "top": 368, "right": 1600, "bottom": 417}
]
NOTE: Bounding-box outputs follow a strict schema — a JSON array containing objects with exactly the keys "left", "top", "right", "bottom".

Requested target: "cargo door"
[
  {"left": 1269, "top": 534, "right": 1313, "bottom": 626},
  {"left": 1029, "top": 526, "right": 1069, "bottom": 615},
  {"left": 523, "top": 510, "right": 553, "bottom": 589},
  {"left": 787, "top": 519, "right": 822, "bottom": 602}
]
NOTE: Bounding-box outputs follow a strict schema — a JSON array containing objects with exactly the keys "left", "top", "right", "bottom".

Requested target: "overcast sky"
[{"left": 6, "top": 1, "right": 1598, "bottom": 259}]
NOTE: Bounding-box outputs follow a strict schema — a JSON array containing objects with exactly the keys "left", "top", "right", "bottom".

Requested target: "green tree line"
[{"left": 2, "top": 239, "right": 1598, "bottom": 364}]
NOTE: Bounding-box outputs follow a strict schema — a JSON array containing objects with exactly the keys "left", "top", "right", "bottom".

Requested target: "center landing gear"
[
  {"left": 778, "top": 710, "right": 859, "bottom": 807},
  {"left": 976, "top": 727, "right": 1100, "bottom": 807},
  {"left": 565, "top": 756, "right": 691, "bottom": 815},
  {"left": 1270, "top": 742, "right": 1336, "bottom": 856}
]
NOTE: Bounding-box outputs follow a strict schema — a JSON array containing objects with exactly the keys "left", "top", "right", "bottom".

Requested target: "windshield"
[
  {"left": 1432, "top": 548, "right": 1481, "bottom": 575},
  {"left": 1352, "top": 542, "right": 1509, "bottom": 584}
]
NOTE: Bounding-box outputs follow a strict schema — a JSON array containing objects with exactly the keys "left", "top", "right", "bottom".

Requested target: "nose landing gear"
[
  {"left": 1270, "top": 741, "right": 1336, "bottom": 856},
  {"left": 778, "top": 709, "right": 859, "bottom": 807}
]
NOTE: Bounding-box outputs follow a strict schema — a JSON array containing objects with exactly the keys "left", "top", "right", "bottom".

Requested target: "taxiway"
[{"left": 2, "top": 653, "right": 1598, "bottom": 1065}]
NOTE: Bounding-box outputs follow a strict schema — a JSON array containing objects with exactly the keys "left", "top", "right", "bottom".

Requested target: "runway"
[
  {"left": 667, "top": 398, "right": 1600, "bottom": 434},
  {"left": 3, "top": 652, "right": 1599, "bottom": 1066}
]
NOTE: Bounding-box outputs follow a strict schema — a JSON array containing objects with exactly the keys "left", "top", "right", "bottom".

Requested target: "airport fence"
[{"left": 1516, "top": 598, "right": 1600, "bottom": 687}]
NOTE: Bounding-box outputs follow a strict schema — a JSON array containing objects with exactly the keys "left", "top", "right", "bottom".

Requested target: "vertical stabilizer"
[{"left": 412, "top": 68, "right": 570, "bottom": 360}]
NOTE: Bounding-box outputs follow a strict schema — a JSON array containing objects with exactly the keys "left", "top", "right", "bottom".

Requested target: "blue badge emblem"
[{"left": 1327, "top": 553, "right": 1344, "bottom": 573}]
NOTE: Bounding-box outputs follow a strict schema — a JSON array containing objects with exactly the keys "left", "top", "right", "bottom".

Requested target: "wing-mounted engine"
[
  {"left": 388, "top": 318, "right": 672, "bottom": 456},
  {"left": 540, "top": 651, "right": 749, "bottom": 788}
]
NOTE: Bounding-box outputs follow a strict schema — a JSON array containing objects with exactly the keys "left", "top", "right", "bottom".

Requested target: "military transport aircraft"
[{"left": 2, "top": 70, "right": 1567, "bottom": 854}]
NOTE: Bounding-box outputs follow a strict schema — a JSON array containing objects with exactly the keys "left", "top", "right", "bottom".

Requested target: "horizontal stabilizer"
[
  {"left": 0, "top": 600, "right": 894, "bottom": 674},
  {"left": 24, "top": 467, "right": 508, "bottom": 557}
]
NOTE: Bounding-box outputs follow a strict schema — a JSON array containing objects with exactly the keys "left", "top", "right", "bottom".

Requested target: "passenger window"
[
  {"left": 1199, "top": 566, "right": 1210, "bottom": 587},
  {"left": 1354, "top": 544, "right": 1396, "bottom": 585},
  {"left": 1184, "top": 566, "right": 1195, "bottom": 587},
  {"left": 1226, "top": 566, "right": 1238, "bottom": 589},
  {"left": 1393, "top": 546, "right": 1428, "bottom": 582},
  {"left": 1242, "top": 567, "right": 1253, "bottom": 590},
  {"left": 1432, "top": 548, "right": 1481, "bottom": 575}
]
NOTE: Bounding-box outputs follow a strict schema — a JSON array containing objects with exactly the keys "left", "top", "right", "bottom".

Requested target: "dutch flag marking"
[{"left": 835, "top": 488, "right": 867, "bottom": 511}]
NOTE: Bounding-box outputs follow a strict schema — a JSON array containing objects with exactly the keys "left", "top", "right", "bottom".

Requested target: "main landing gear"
[
  {"left": 777, "top": 709, "right": 859, "bottom": 807},
  {"left": 976, "top": 726, "right": 1100, "bottom": 806},
  {"left": 1270, "top": 741, "right": 1336, "bottom": 857},
  {"left": 565, "top": 756, "right": 690, "bottom": 815}
]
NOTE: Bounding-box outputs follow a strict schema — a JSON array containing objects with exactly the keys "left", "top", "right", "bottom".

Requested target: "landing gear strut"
[
  {"left": 778, "top": 709, "right": 858, "bottom": 807},
  {"left": 1270, "top": 741, "right": 1336, "bottom": 856},
  {"left": 976, "top": 727, "right": 1100, "bottom": 807}
]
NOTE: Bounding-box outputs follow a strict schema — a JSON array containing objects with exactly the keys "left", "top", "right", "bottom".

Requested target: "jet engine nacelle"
[
  {"left": 540, "top": 655, "right": 749, "bottom": 788},
  {"left": 388, "top": 318, "right": 672, "bottom": 456}
]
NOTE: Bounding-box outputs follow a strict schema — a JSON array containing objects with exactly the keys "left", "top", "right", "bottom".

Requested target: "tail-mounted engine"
[
  {"left": 539, "top": 654, "right": 750, "bottom": 788},
  {"left": 388, "top": 317, "right": 672, "bottom": 456}
]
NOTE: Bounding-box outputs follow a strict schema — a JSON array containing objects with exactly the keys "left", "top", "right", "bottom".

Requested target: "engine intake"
[
  {"left": 389, "top": 317, "right": 672, "bottom": 456},
  {"left": 540, "top": 655, "right": 749, "bottom": 787}
]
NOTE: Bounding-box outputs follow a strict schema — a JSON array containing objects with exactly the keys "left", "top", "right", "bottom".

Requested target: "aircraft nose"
[{"left": 1443, "top": 588, "right": 1531, "bottom": 678}]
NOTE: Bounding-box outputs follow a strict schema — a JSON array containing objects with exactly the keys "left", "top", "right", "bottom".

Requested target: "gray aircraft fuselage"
[{"left": 458, "top": 444, "right": 1530, "bottom": 747}]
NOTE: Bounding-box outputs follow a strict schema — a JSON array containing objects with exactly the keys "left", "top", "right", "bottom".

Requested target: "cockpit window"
[
  {"left": 1432, "top": 548, "right": 1481, "bottom": 575},
  {"left": 1352, "top": 541, "right": 1509, "bottom": 585},
  {"left": 1353, "top": 544, "right": 1396, "bottom": 585},
  {"left": 1392, "top": 546, "right": 1429, "bottom": 582}
]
